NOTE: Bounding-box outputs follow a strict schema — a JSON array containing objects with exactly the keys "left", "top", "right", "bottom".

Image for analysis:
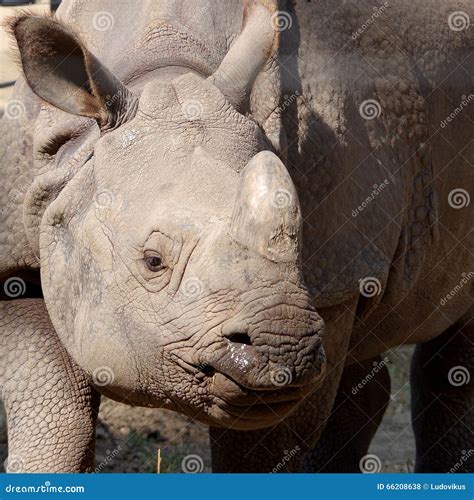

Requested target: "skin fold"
[{"left": 0, "top": 0, "right": 472, "bottom": 472}]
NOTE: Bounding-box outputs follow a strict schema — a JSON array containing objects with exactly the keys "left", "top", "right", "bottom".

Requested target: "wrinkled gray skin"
[{"left": 0, "top": 0, "right": 472, "bottom": 473}]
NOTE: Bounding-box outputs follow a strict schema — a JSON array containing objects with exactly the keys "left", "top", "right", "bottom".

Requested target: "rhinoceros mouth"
[
  {"left": 211, "top": 371, "right": 318, "bottom": 400},
  {"left": 203, "top": 371, "right": 320, "bottom": 429},
  {"left": 170, "top": 354, "right": 324, "bottom": 429},
  {"left": 176, "top": 352, "right": 325, "bottom": 393}
]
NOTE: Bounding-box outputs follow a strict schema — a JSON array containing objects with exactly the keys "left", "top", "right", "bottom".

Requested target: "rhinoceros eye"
[{"left": 144, "top": 251, "right": 165, "bottom": 272}]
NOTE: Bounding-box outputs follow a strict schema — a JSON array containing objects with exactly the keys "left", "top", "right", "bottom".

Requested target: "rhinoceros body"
[{"left": 0, "top": 0, "right": 472, "bottom": 472}]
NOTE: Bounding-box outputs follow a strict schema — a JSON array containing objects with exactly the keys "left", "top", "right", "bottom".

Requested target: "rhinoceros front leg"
[
  {"left": 302, "top": 356, "right": 391, "bottom": 472},
  {"left": 0, "top": 299, "right": 100, "bottom": 472},
  {"left": 209, "top": 381, "right": 342, "bottom": 473}
]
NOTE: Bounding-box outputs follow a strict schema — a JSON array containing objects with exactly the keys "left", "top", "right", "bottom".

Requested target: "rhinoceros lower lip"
[
  {"left": 209, "top": 372, "right": 316, "bottom": 408},
  {"left": 173, "top": 361, "right": 315, "bottom": 428},
  {"left": 175, "top": 355, "right": 324, "bottom": 395},
  {"left": 210, "top": 374, "right": 308, "bottom": 430}
]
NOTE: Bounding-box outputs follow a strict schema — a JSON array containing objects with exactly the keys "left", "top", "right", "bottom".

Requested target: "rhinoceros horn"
[
  {"left": 209, "top": 0, "right": 278, "bottom": 110},
  {"left": 230, "top": 151, "right": 302, "bottom": 262}
]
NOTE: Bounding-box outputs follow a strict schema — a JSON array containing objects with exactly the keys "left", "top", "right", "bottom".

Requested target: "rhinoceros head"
[{"left": 11, "top": 5, "right": 326, "bottom": 430}]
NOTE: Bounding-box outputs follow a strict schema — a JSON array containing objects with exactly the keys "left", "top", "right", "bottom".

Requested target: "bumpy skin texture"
[
  {"left": 0, "top": 300, "right": 99, "bottom": 472},
  {"left": 0, "top": 81, "right": 41, "bottom": 279},
  {"left": 0, "top": 0, "right": 473, "bottom": 473}
]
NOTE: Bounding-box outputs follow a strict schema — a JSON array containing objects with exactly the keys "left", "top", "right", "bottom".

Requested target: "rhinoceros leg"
[
  {"left": 0, "top": 299, "right": 100, "bottom": 472},
  {"left": 411, "top": 311, "right": 474, "bottom": 473},
  {"left": 209, "top": 384, "right": 342, "bottom": 473},
  {"left": 302, "top": 356, "right": 391, "bottom": 472}
]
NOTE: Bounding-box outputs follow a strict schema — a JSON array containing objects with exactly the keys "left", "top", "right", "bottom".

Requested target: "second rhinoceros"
[{"left": 0, "top": 0, "right": 472, "bottom": 473}]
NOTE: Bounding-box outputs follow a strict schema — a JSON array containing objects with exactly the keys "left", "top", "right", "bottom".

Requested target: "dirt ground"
[
  {"left": 0, "top": 4, "right": 415, "bottom": 474},
  {"left": 0, "top": 346, "right": 415, "bottom": 473}
]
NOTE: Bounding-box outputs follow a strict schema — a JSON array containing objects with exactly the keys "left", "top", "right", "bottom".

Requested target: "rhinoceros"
[{"left": 0, "top": 0, "right": 472, "bottom": 473}]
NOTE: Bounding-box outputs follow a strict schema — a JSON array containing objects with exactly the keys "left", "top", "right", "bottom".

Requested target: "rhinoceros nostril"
[
  {"left": 226, "top": 332, "right": 252, "bottom": 346},
  {"left": 198, "top": 364, "right": 216, "bottom": 377}
]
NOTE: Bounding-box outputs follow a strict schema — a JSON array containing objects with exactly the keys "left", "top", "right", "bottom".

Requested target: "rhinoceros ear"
[
  {"left": 209, "top": 1, "right": 278, "bottom": 111},
  {"left": 10, "top": 15, "right": 137, "bottom": 129}
]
